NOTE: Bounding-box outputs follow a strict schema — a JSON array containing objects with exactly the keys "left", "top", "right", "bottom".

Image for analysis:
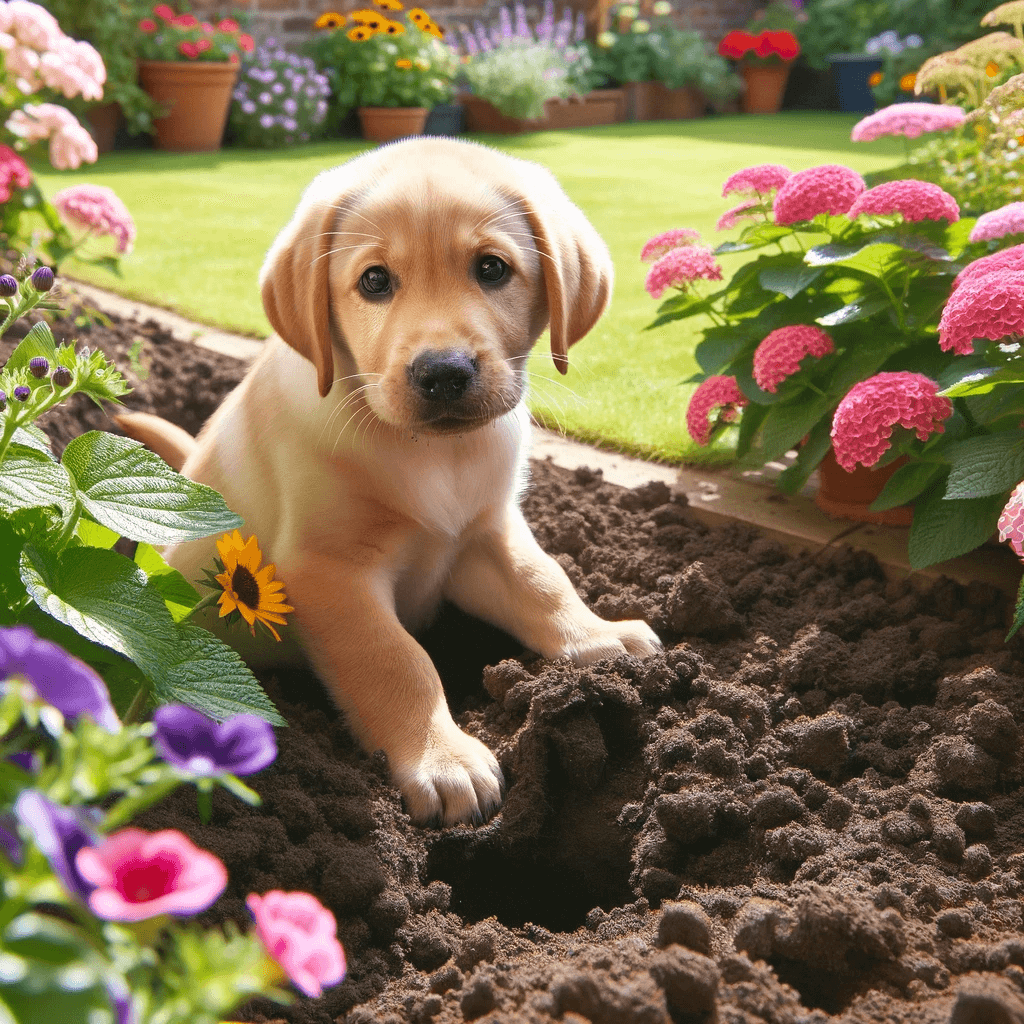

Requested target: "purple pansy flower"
[
  {"left": 0, "top": 626, "right": 120, "bottom": 732},
  {"left": 152, "top": 704, "right": 277, "bottom": 778},
  {"left": 0, "top": 814, "right": 22, "bottom": 864},
  {"left": 14, "top": 790, "right": 98, "bottom": 901}
]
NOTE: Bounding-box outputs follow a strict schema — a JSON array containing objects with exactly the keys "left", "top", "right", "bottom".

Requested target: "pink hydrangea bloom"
[
  {"left": 6, "top": 1, "right": 61, "bottom": 53},
  {"left": 0, "top": 144, "right": 31, "bottom": 202},
  {"left": 721, "top": 163, "right": 791, "bottom": 197},
  {"left": 772, "top": 164, "right": 866, "bottom": 225},
  {"left": 247, "top": 890, "right": 346, "bottom": 998},
  {"left": 645, "top": 245, "right": 723, "bottom": 299},
  {"left": 969, "top": 202, "right": 1024, "bottom": 242},
  {"left": 938, "top": 270, "right": 1024, "bottom": 354},
  {"left": 998, "top": 481, "right": 1024, "bottom": 560},
  {"left": 75, "top": 828, "right": 227, "bottom": 922},
  {"left": 5, "top": 103, "right": 97, "bottom": 169},
  {"left": 850, "top": 102, "right": 967, "bottom": 142},
  {"left": 53, "top": 184, "right": 136, "bottom": 255},
  {"left": 716, "top": 199, "right": 760, "bottom": 231},
  {"left": 753, "top": 324, "right": 835, "bottom": 393},
  {"left": 953, "top": 243, "right": 1024, "bottom": 291},
  {"left": 847, "top": 179, "right": 959, "bottom": 223},
  {"left": 640, "top": 228, "right": 702, "bottom": 262},
  {"left": 686, "top": 375, "right": 749, "bottom": 446},
  {"left": 831, "top": 371, "right": 953, "bottom": 471}
]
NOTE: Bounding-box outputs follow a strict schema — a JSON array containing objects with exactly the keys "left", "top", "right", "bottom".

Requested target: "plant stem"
[
  {"left": 179, "top": 590, "right": 221, "bottom": 622},
  {"left": 123, "top": 683, "right": 152, "bottom": 726}
]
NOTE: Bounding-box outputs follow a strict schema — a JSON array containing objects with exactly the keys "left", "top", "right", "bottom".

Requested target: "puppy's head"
[{"left": 259, "top": 138, "right": 612, "bottom": 433}]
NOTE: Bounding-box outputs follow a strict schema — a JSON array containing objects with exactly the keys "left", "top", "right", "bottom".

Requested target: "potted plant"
[
  {"left": 651, "top": 25, "right": 740, "bottom": 117},
  {"left": 589, "top": 1, "right": 666, "bottom": 120},
  {"left": 717, "top": 27, "right": 801, "bottom": 113},
  {"left": 136, "top": 6, "right": 255, "bottom": 151},
  {"left": 40, "top": 0, "right": 159, "bottom": 149},
  {"left": 305, "top": 5, "right": 456, "bottom": 144}
]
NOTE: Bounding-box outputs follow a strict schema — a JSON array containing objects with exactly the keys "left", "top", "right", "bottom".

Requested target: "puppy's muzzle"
[{"left": 408, "top": 349, "right": 479, "bottom": 404}]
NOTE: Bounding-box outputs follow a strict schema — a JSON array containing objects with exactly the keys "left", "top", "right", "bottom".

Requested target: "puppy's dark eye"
[
  {"left": 359, "top": 265, "right": 391, "bottom": 296},
  {"left": 477, "top": 255, "right": 508, "bottom": 285}
]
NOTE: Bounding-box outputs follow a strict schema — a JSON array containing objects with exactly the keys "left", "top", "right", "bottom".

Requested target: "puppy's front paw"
[
  {"left": 391, "top": 722, "right": 504, "bottom": 828},
  {"left": 564, "top": 618, "right": 663, "bottom": 667}
]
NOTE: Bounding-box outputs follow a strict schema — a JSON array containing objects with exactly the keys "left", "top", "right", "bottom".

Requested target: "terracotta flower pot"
[
  {"left": 814, "top": 448, "right": 913, "bottom": 526},
  {"left": 740, "top": 61, "right": 792, "bottom": 114},
  {"left": 542, "top": 89, "right": 625, "bottom": 128},
  {"left": 86, "top": 102, "right": 121, "bottom": 154},
  {"left": 652, "top": 83, "right": 705, "bottom": 119},
  {"left": 138, "top": 60, "right": 238, "bottom": 152},
  {"left": 460, "top": 95, "right": 544, "bottom": 134},
  {"left": 623, "top": 80, "right": 660, "bottom": 121},
  {"left": 357, "top": 106, "right": 428, "bottom": 144}
]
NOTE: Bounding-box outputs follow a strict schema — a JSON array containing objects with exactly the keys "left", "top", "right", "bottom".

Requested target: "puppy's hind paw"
[{"left": 394, "top": 726, "right": 504, "bottom": 828}]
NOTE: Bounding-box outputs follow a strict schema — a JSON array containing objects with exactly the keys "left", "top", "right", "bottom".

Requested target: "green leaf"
[
  {"left": 758, "top": 263, "right": 823, "bottom": 298},
  {"left": 0, "top": 443, "right": 76, "bottom": 521},
  {"left": 940, "top": 365, "right": 1024, "bottom": 397},
  {"left": 735, "top": 402, "right": 769, "bottom": 460},
  {"left": 135, "top": 542, "right": 201, "bottom": 622},
  {"left": 74, "top": 518, "right": 120, "bottom": 549},
  {"left": 776, "top": 417, "right": 832, "bottom": 495},
  {"left": 869, "top": 461, "right": 944, "bottom": 512},
  {"left": 11, "top": 425, "right": 54, "bottom": 458},
  {"left": 816, "top": 296, "right": 889, "bottom": 326},
  {"left": 19, "top": 545, "right": 284, "bottom": 725},
  {"left": 694, "top": 331, "right": 752, "bottom": 375},
  {"left": 907, "top": 485, "right": 1004, "bottom": 569},
  {"left": 755, "top": 393, "right": 831, "bottom": 464},
  {"left": 943, "top": 432, "right": 1024, "bottom": 499},
  {"left": 3, "top": 322, "right": 58, "bottom": 371},
  {"left": 1007, "top": 573, "right": 1024, "bottom": 641},
  {"left": 61, "top": 432, "right": 242, "bottom": 545},
  {"left": 738, "top": 222, "right": 791, "bottom": 248}
]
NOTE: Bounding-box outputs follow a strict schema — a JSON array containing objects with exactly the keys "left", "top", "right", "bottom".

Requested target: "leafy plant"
[
  {"left": 136, "top": 6, "right": 255, "bottom": 63},
  {"left": 0, "top": 269, "right": 284, "bottom": 727},
  {"left": 652, "top": 26, "right": 741, "bottom": 103},
  {"left": 641, "top": 160, "right": 1024, "bottom": 576}
]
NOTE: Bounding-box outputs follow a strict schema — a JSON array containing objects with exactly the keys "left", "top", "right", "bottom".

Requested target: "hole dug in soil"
[{"left": 13, "top": 297, "right": 1024, "bottom": 1024}]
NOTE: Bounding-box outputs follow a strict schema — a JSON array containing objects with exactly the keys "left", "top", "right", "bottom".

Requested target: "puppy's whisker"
[
  {"left": 317, "top": 383, "right": 377, "bottom": 448},
  {"left": 524, "top": 370, "right": 583, "bottom": 405},
  {"left": 311, "top": 229, "right": 384, "bottom": 243},
  {"left": 310, "top": 243, "right": 380, "bottom": 266},
  {"left": 474, "top": 197, "right": 528, "bottom": 234}
]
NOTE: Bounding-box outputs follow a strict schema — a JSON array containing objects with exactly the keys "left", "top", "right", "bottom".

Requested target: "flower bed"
[{"left": 9, "top": 295, "right": 1024, "bottom": 1024}]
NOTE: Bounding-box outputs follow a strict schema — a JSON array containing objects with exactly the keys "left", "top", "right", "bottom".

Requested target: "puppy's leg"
[
  {"left": 446, "top": 508, "right": 662, "bottom": 665},
  {"left": 285, "top": 554, "right": 503, "bottom": 826}
]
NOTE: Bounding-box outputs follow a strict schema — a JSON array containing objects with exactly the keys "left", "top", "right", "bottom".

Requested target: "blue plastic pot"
[{"left": 829, "top": 54, "right": 883, "bottom": 113}]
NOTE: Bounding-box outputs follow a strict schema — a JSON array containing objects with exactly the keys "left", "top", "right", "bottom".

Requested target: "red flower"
[
  {"left": 686, "top": 375, "right": 749, "bottom": 446},
  {"left": 201, "top": 21, "right": 214, "bottom": 31},
  {"left": 938, "top": 271, "right": 1024, "bottom": 355},
  {"left": 153, "top": 4, "right": 175, "bottom": 21},
  {"left": 138, "top": 17, "right": 157, "bottom": 31},
  {"left": 718, "top": 30, "right": 757, "bottom": 60},
  {"left": 239, "top": 32, "right": 255, "bottom": 51},
  {"left": 773, "top": 164, "right": 865, "bottom": 225},
  {"left": 178, "top": 40, "right": 199, "bottom": 58},
  {"left": 218, "top": 17, "right": 240, "bottom": 31},
  {"left": 753, "top": 325, "right": 834, "bottom": 393},
  {"left": 0, "top": 145, "right": 32, "bottom": 203},
  {"left": 755, "top": 30, "right": 800, "bottom": 61},
  {"left": 195, "top": 37, "right": 211, "bottom": 52},
  {"left": 173, "top": 13, "right": 198, "bottom": 26},
  {"left": 998, "top": 482, "right": 1024, "bottom": 560},
  {"left": 847, "top": 179, "right": 959, "bottom": 224},
  {"left": 229, "top": 51, "right": 240, "bottom": 63}
]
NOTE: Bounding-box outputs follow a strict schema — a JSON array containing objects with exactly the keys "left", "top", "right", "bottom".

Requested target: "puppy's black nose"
[{"left": 408, "top": 349, "right": 478, "bottom": 403}]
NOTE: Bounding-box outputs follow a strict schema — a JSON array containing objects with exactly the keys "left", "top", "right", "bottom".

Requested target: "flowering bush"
[
  {"left": 136, "top": 5, "right": 254, "bottom": 63},
  {"left": 640, "top": 156, "right": 1024, "bottom": 574},
  {"left": 0, "top": 621, "right": 346, "bottom": 1022},
  {"left": 0, "top": 0, "right": 130, "bottom": 270},
  {"left": 457, "top": 1, "right": 593, "bottom": 119},
  {"left": 228, "top": 41, "right": 330, "bottom": 148},
  {"left": 717, "top": 28, "right": 800, "bottom": 65},
  {"left": 304, "top": 2, "right": 456, "bottom": 118}
]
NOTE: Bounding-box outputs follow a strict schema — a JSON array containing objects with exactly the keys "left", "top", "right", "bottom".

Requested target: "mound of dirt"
[{"left": 14, "top": 292, "right": 1024, "bottom": 1024}]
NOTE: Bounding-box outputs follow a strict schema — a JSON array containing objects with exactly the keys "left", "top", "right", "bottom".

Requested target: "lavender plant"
[{"left": 228, "top": 40, "right": 331, "bottom": 148}]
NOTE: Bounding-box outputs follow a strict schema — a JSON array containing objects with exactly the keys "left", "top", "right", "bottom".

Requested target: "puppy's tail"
[{"left": 113, "top": 411, "right": 197, "bottom": 473}]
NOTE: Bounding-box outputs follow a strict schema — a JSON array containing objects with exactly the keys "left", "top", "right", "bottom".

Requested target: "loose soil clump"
[{"left": 14, "top": 289, "right": 1024, "bottom": 1024}]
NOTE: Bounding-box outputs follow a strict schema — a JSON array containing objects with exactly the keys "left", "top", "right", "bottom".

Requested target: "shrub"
[{"left": 229, "top": 42, "right": 330, "bottom": 148}]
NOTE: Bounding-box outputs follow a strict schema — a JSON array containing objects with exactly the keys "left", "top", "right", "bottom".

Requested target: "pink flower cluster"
[
  {"left": 248, "top": 890, "right": 347, "bottom": 998},
  {"left": 847, "top": 179, "right": 960, "bottom": 223},
  {"left": 850, "top": 102, "right": 967, "bottom": 142},
  {"left": 6, "top": 102, "right": 97, "bottom": 169},
  {"left": 0, "top": 0, "right": 105, "bottom": 100},
  {"left": 54, "top": 184, "right": 136, "bottom": 255},
  {"left": 753, "top": 324, "right": 834, "bottom": 393},
  {"left": 717, "top": 199, "right": 760, "bottom": 231},
  {"left": 686, "top": 375, "right": 749, "bottom": 445},
  {"left": 969, "top": 201, "right": 1024, "bottom": 242},
  {"left": 953, "top": 243, "right": 1024, "bottom": 291},
  {"left": 938, "top": 271, "right": 1024, "bottom": 355},
  {"left": 830, "top": 371, "right": 953, "bottom": 471},
  {"left": 640, "top": 228, "right": 701, "bottom": 262},
  {"left": 721, "top": 163, "right": 791, "bottom": 197},
  {"left": 772, "top": 164, "right": 866, "bottom": 225},
  {"left": 644, "top": 245, "right": 723, "bottom": 299},
  {"left": 0, "top": 143, "right": 30, "bottom": 202},
  {"left": 998, "top": 481, "right": 1024, "bottom": 560}
]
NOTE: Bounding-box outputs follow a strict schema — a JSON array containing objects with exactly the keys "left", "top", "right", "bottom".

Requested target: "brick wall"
[{"left": 189, "top": 0, "right": 762, "bottom": 53}]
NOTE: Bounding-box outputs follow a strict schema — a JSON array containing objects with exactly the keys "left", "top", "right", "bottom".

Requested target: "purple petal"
[
  {"left": 14, "top": 790, "right": 97, "bottom": 902},
  {"left": 0, "top": 626, "right": 120, "bottom": 732},
  {"left": 0, "top": 814, "right": 22, "bottom": 865},
  {"left": 153, "top": 704, "right": 277, "bottom": 776},
  {"left": 213, "top": 714, "right": 277, "bottom": 775}
]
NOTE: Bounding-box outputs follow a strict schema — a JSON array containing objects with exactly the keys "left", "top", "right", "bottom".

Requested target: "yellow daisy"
[
  {"left": 395, "top": 57, "right": 413, "bottom": 67},
  {"left": 385, "top": 20, "right": 405, "bottom": 33},
  {"left": 423, "top": 19, "right": 444, "bottom": 37},
  {"left": 374, "top": 0, "right": 404, "bottom": 9},
  {"left": 214, "top": 531, "right": 294, "bottom": 641},
  {"left": 349, "top": 7, "right": 380, "bottom": 21},
  {"left": 314, "top": 10, "right": 347, "bottom": 28},
  {"left": 407, "top": 7, "right": 429, "bottom": 21},
  {"left": 348, "top": 24, "right": 374, "bottom": 39}
]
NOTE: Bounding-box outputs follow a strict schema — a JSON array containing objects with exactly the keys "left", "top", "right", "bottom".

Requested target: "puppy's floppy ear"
[
  {"left": 513, "top": 169, "right": 614, "bottom": 375},
  {"left": 260, "top": 174, "right": 347, "bottom": 398}
]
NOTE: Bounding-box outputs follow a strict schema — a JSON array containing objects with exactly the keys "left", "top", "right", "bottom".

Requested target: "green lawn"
[{"left": 34, "top": 113, "right": 903, "bottom": 464}]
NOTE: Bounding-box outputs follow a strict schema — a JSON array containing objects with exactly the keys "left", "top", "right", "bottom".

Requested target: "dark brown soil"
[{"left": 16, "top": 286, "right": 1024, "bottom": 1024}]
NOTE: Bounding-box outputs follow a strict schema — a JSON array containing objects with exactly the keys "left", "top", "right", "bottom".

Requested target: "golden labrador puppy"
[{"left": 119, "top": 137, "right": 661, "bottom": 826}]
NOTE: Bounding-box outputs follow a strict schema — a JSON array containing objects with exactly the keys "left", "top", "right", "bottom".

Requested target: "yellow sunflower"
[
  {"left": 374, "top": 0, "right": 404, "bottom": 9},
  {"left": 349, "top": 7, "right": 379, "bottom": 21},
  {"left": 347, "top": 24, "right": 374, "bottom": 39},
  {"left": 214, "top": 531, "right": 294, "bottom": 641},
  {"left": 385, "top": 20, "right": 405, "bottom": 33},
  {"left": 407, "top": 7, "right": 429, "bottom": 22},
  {"left": 395, "top": 57, "right": 413, "bottom": 67},
  {"left": 422, "top": 19, "right": 444, "bottom": 37},
  {"left": 314, "top": 10, "right": 347, "bottom": 28}
]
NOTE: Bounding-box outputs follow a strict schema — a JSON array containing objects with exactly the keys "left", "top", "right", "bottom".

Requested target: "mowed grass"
[{"left": 33, "top": 113, "right": 903, "bottom": 464}]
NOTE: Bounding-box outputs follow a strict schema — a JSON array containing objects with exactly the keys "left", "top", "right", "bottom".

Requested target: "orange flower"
[
  {"left": 899, "top": 72, "right": 916, "bottom": 91},
  {"left": 395, "top": 57, "right": 412, "bottom": 67},
  {"left": 423, "top": 19, "right": 444, "bottom": 37},
  {"left": 407, "top": 6, "right": 428, "bottom": 21},
  {"left": 868, "top": 71, "right": 883, "bottom": 87},
  {"left": 314, "top": 10, "right": 347, "bottom": 28},
  {"left": 986, "top": 60, "right": 1001, "bottom": 77},
  {"left": 214, "top": 531, "right": 294, "bottom": 641},
  {"left": 347, "top": 24, "right": 374, "bottom": 39},
  {"left": 375, "top": 0, "right": 404, "bottom": 9},
  {"left": 384, "top": 20, "right": 405, "bottom": 33}
]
